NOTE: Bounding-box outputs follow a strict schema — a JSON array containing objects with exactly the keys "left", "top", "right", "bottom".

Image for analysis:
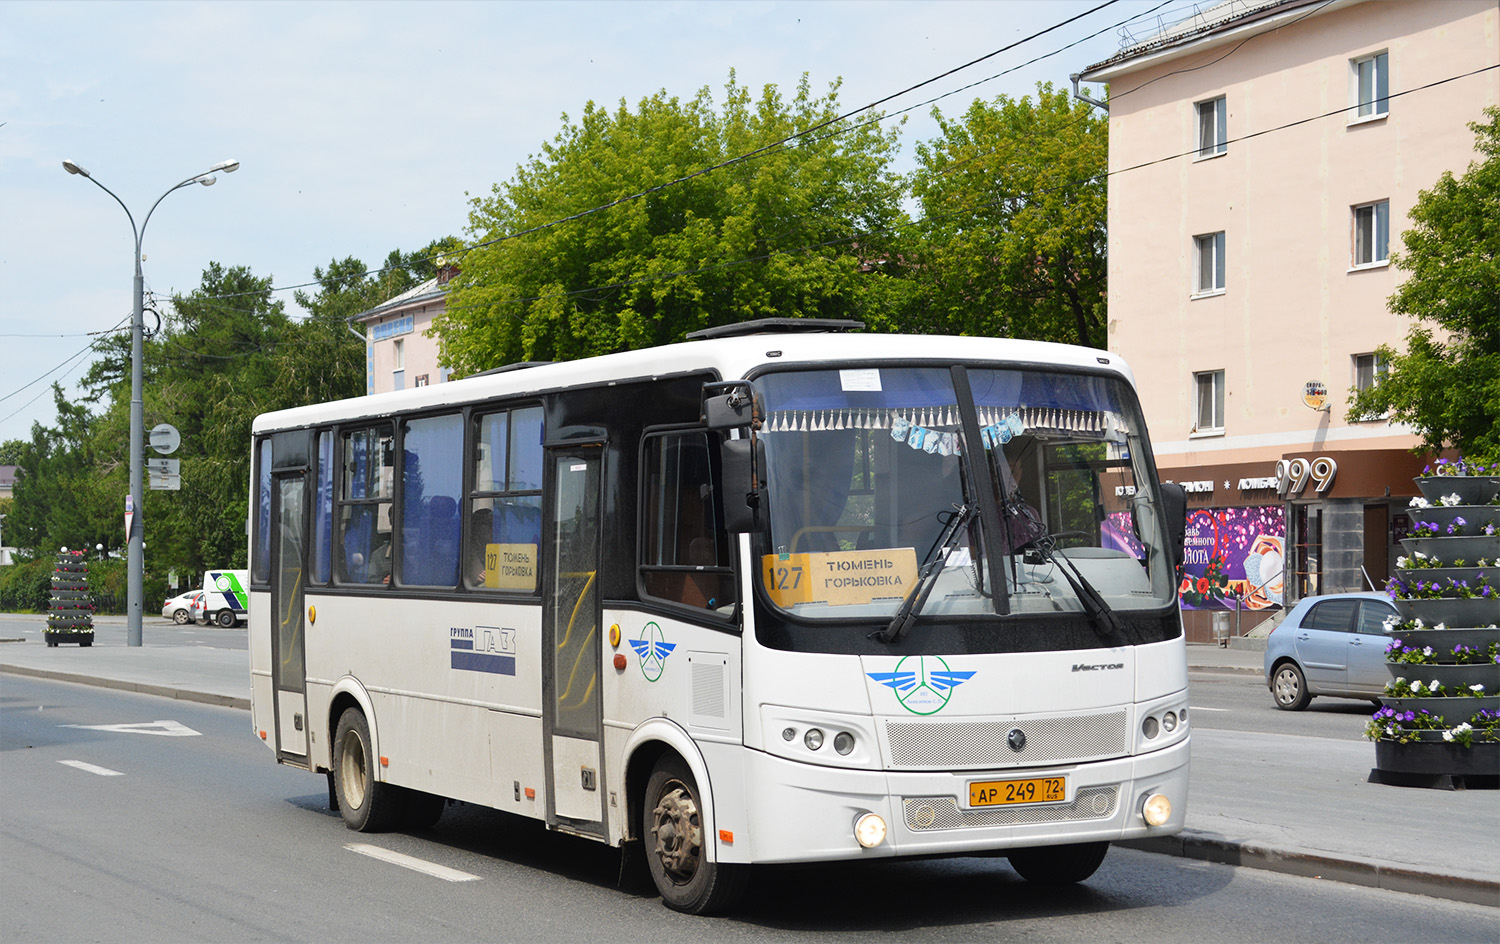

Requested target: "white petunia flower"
[
  {"left": 1441, "top": 492, "right": 1462, "bottom": 506},
  {"left": 1472, "top": 685, "right": 1486, "bottom": 693},
  {"left": 1435, "top": 622, "right": 1447, "bottom": 631},
  {"left": 1409, "top": 497, "right": 1430, "bottom": 509},
  {"left": 1443, "top": 731, "right": 1455, "bottom": 742}
]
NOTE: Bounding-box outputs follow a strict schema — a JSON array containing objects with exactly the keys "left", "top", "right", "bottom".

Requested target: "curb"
[
  {"left": 0, "top": 663, "right": 250, "bottom": 711},
  {"left": 1121, "top": 833, "right": 1500, "bottom": 908},
  {"left": 1187, "top": 664, "right": 1263, "bottom": 677}
]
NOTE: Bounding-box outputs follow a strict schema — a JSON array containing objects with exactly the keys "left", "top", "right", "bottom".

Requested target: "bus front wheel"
[
  {"left": 643, "top": 755, "right": 746, "bottom": 914},
  {"left": 1007, "top": 841, "right": 1110, "bottom": 884},
  {"left": 333, "top": 707, "right": 403, "bottom": 832}
]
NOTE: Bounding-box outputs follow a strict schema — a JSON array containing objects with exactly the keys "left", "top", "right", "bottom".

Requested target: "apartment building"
[
  {"left": 1078, "top": 0, "right": 1499, "bottom": 639},
  {"left": 353, "top": 268, "right": 457, "bottom": 396}
]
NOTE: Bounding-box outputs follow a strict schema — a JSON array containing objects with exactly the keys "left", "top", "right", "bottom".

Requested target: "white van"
[{"left": 199, "top": 569, "right": 249, "bottom": 627}]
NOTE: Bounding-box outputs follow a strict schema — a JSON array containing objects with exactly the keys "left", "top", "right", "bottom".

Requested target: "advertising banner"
[{"left": 1177, "top": 505, "right": 1286, "bottom": 611}]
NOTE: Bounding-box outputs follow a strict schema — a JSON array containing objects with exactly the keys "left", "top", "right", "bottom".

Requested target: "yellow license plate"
[{"left": 968, "top": 776, "right": 1067, "bottom": 807}]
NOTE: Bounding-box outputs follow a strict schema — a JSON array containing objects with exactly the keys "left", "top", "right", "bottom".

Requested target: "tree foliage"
[
  {"left": 436, "top": 73, "right": 910, "bottom": 374},
  {"left": 1348, "top": 107, "right": 1500, "bottom": 461},
  {"left": 7, "top": 242, "right": 446, "bottom": 581},
  {"left": 907, "top": 83, "right": 1108, "bottom": 347}
]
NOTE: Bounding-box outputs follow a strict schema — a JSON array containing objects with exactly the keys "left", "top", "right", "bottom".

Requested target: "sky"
[{"left": 0, "top": 0, "right": 1181, "bottom": 441}]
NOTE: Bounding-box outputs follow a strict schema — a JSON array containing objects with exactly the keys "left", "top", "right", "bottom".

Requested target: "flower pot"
[
  {"left": 1385, "top": 626, "right": 1500, "bottom": 653},
  {"left": 1395, "top": 567, "right": 1490, "bottom": 593},
  {"left": 1380, "top": 695, "right": 1500, "bottom": 717},
  {"left": 1400, "top": 536, "right": 1499, "bottom": 565},
  {"left": 1415, "top": 476, "right": 1500, "bottom": 505},
  {"left": 1386, "top": 661, "right": 1500, "bottom": 692},
  {"left": 1401, "top": 505, "right": 1500, "bottom": 539},
  {"left": 1392, "top": 596, "right": 1500, "bottom": 627},
  {"left": 1373, "top": 739, "right": 1500, "bottom": 778}
]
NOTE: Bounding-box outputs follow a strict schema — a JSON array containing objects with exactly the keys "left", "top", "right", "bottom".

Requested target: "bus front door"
[
  {"left": 543, "top": 447, "right": 605, "bottom": 835},
  {"left": 271, "top": 471, "right": 309, "bottom": 762}
]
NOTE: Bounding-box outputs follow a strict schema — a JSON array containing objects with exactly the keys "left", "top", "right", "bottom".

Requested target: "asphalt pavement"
[{"left": 2, "top": 615, "right": 1496, "bottom": 908}]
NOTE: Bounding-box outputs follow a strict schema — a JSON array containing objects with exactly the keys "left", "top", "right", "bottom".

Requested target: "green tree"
[
  {"left": 437, "top": 73, "right": 909, "bottom": 374},
  {"left": 908, "top": 82, "right": 1108, "bottom": 348},
  {"left": 7, "top": 385, "right": 115, "bottom": 555},
  {"left": 1348, "top": 107, "right": 1500, "bottom": 460}
]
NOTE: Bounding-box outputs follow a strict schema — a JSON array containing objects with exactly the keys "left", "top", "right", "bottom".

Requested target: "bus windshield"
[{"left": 756, "top": 365, "right": 1176, "bottom": 624}]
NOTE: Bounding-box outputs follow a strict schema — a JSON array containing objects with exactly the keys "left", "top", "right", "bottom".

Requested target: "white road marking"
[
  {"left": 59, "top": 720, "right": 202, "bottom": 737},
  {"left": 59, "top": 760, "right": 124, "bottom": 777},
  {"left": 345, "top": 844, "right": 481, "bottom": 882},
  {"left": 1189, "top": 706, "right": 1230, "bottom": 712}
]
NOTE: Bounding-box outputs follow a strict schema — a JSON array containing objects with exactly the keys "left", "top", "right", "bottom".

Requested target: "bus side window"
[
  {"left": 337, "top": 425, "right": 395, "bottom": 585},
  {"left": 639, "top": 431, "right": 735, "bottom": 612},
  {"left": 467, "top": 406, "right": 544, "bottom": 591}
]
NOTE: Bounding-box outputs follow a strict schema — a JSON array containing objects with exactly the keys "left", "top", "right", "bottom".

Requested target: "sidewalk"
[{"left": 2, "top": 622, "right": 1496, "bottom": 907}]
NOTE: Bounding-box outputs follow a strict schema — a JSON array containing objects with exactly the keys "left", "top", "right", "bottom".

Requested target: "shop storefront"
[{"left": 1158, "top": 449, "right": 1429, "bottom": 644}]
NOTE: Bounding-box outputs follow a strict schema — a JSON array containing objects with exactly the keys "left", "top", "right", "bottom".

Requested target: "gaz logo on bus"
[{"left": 450, "top": 625, "right": 516, "bottom": 676}]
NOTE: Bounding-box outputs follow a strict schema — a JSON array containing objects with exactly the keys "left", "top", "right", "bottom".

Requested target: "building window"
[
  {"left": 1352, "top": 52, "right": 1388, "bottom": 120},
  {"left": 1352, "top": 200, "right": 1390, "bottom": 267},
  {"left": 1352, "top": 352, "right": 1389, "bottom": 421},
  {"left": 392, "top": 338, "right": 405, "bottom": 391},
  {"left": 1196, "top": 96, "right": 1227, "bottom": 158},
  {"left": 1194, "top": 370, "right": 1225, "bottom": 433},
  {"left": 1193, "top": 232, "right": 1225, "bottom": 295}
]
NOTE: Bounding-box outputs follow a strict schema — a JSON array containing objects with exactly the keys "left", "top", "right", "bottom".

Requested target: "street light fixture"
[{"left": 61, "top": 158, "right": 240, "bottom": 647}]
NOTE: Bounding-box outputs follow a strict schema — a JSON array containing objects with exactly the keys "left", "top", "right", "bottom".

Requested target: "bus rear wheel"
[
  {"left": 333, "top": 707, "right": 403, "bottom": 832},
  {"left": 643, "top": 755, "right": 746, "bottom": 914},
  {"left": 1007, "top": 841, "right": 1110, "bottom": 885}
]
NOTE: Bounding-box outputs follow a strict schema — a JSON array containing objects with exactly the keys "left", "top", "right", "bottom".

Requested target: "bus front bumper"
[{"left": 736, "top": 735, "right": 1189, "bottom": 864}]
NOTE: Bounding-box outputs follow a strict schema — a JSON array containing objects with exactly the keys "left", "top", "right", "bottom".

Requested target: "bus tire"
[
  {"left": 400, "top": 788, "right": 446, "bottom": 830},
  {"left": 1007, "top": 841, "right": 1110, "bottom": 885},
  {"left": 643, "top": 755, "right": 746, "bottom": 914},
  {"left": 333, "top": 707, "right": 403, "bottom": 832}
]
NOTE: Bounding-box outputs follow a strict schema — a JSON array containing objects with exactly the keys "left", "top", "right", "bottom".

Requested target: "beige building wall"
[
  {"left": 1081, "top": 0, "right": 1497, "bottom": 632},
  {"left": 1094, "top": 0, "right": 1497, "bottom": 468}
]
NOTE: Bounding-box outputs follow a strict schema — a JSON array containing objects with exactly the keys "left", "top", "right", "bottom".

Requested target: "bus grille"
[
  {"left": 902, "top": 785, "right": 1119, "bottom": 831},
  {"left": 884, "top": 710, "right": 1128, "bottom": 769}
]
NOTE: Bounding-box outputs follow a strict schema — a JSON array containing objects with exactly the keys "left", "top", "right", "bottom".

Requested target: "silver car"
[{"left": 1264, "top": 592, "right": 1398, "bottom": 710}]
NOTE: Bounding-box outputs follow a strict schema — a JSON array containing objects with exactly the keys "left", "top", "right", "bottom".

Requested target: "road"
[{"left": 2, "top": 668, "right": 1495, "bottom": 942}]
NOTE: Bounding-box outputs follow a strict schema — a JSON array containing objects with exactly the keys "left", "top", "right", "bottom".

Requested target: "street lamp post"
[{"left": 61, "top": 159, "right": 240, "bottom": 647}]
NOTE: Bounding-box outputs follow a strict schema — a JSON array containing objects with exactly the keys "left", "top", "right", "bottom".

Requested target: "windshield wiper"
[
  {"left": 874, "top": 502, "right": 975, "bottom": 644},
  {"left": 1036, "top": 538, "right": 1124, "bottom": 640}
]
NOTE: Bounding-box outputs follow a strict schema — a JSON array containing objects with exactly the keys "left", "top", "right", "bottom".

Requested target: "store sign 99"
[{"left": 1276, "top": 457, "right": 1338, "bottom": 498}]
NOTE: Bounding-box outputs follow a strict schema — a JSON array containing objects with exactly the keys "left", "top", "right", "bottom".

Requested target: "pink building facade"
[
  {"left": 1079, "top": 0, "right": 1498, "bottom": 639},
  {"left": 354, "top": 270, "right": 458, "bottom": 396}
]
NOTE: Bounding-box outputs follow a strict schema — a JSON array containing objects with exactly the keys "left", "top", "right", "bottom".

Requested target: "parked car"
[
  {"left": 1264, "top": 591, "right": 1399, "bottom": 710},
  {"left": 162, "top": 590, "right": 203, "bottom": 625}
]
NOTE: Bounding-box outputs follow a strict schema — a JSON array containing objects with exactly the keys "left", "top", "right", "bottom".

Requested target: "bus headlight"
[
  {"left": 804, "top": 728, "right": 824, "bottom": 751},
  {"left": 833, "top": 732, "right": 855, "bottom": 755},
  {"left": 1142, "top": 793, "right": 1172, "bottom": 827},
  {"left": 853, "top": 812, "right": 887, "bottom": 848}
]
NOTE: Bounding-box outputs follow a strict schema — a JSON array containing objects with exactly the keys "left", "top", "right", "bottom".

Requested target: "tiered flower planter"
[
  {"left": 45, "top": 549, "right": 95, "bottom": 648},
  {"left": 1369, "top": 464, "right": 1499, "bottom": 789}
]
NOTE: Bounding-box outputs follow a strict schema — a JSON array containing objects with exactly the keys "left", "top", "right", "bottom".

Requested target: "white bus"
[{"left": 248, "top": 320, "right": 1189, "bottom": 913}]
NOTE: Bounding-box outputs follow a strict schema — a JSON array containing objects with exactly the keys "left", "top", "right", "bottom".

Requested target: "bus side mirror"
[
  {"left": 1159, "top": 482, "right": 1187, "bottom": 567},
  {"left": 704, "top": 393, "right": 753, "bottom": 430},
  {"left": 702, "top": 382, "right": 762, "bottom": 430},
  {"left": 720, "top": 437, "right": 767, "bottom": 533}
]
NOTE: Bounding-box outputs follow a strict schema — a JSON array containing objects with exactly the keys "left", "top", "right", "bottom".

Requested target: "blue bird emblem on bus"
[
  {"left": 869, "top": 655, "right": 975, "bottom": 715},
  {"left": 630, "top": 622, "right": 676, "bottom": 682}
]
